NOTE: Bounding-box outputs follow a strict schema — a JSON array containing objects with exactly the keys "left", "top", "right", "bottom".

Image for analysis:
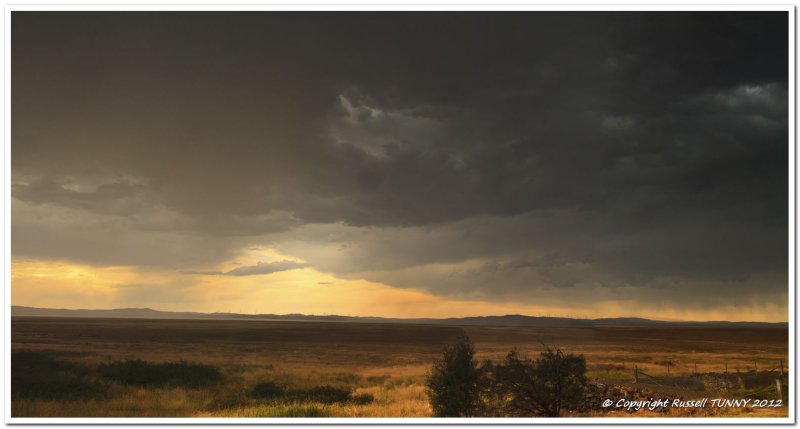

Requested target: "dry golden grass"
[
  {"left": 12, "top": 387, "right": 216, "bottom": 417},
  {"left": 196, "top": 384, "right": 431, "bottom": 418},
  {"left": 10, "top": 317, "right": 789, "bottom": 418}
]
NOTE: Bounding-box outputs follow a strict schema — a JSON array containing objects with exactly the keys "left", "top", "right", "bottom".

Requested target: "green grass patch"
[{"left": 98, "top": 359, "right": 223, "bottom": 389}]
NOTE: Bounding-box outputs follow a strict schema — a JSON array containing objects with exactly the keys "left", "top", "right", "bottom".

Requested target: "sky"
[{"left": 11, "top": 12, "right": 789, "bottom": 321}]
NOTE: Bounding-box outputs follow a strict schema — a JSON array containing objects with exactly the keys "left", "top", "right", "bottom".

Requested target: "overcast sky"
[{"left": 11, "top": 12, "right": 789, "bottom": 321}]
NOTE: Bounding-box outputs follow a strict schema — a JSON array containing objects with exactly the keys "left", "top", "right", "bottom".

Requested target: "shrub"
[
  {"left": 250, "top": 381, "right": 285, "bottom": 399},
  {"left": 248, "top": 383, "right": 354, "bottom": 404},
  {"left": 98, "top": 359, "right": 223, "bottom": 389},
  {"left": 13, "top": 350, "right": 79, "bottom": 372},
  {"left": 302, "top": 385, "right": 352, "bottom": 404},
  {"left": 350, "top": 392, "right": 375, "bottom": 405},
  {"left": 425, "top": 331, "right": 482, "bottom": 417},
  {"left": 492, "top": 347, "right": 587, "bottom": 417},
  {"left": 426, "top": 339, "right": 588, "bottom": 417}
]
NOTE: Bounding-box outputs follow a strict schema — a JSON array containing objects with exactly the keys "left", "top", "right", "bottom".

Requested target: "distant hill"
[{"left": 10, "top": 306, "right": 786, "bottom": 328}]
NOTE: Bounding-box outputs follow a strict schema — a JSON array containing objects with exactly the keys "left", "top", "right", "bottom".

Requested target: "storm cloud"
[{"left": 11, "top": 12, "right": 789, "bottom": 318}]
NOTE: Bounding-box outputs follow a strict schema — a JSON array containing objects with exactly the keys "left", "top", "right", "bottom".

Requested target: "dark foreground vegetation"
[
  {"left": 98, "top": 360, "right": 223, "bottom": 388},
  {"left": 10, "top": 317, "right": 789, "bottom": 417},
  {"left": 11, "top": 350, "right": 106, "bottom": 401},
  {"left": 11, "top": 349, "right": 373, "bottom": 415},
  {"left": 427, "top": 333, "right": 586, "bottom": 417},
  {"left": 425, "top": 332, "right": 788, "bottom": 417}
]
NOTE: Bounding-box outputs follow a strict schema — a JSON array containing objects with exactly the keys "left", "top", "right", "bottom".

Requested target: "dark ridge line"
[{"left": 9, "top": 306, "right": 786, "bottom": 327}]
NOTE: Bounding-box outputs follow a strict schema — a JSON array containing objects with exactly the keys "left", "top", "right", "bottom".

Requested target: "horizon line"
[{"left": 9, "top": 305, "right": 788, "bottom": 325}]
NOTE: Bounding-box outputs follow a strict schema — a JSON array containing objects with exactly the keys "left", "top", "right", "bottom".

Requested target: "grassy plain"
[{"left": 10, "top": 316, "right": 789, "bottom": 418}]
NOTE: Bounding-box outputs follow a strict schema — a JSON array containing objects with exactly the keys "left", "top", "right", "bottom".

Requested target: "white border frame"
[{"left": 1, "top": 3, "right": 795, "bottom": 426}]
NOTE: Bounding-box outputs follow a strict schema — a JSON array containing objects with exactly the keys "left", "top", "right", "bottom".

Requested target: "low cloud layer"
[
  {"left": 186, "top": 260, "right": 309, "bottom": 277},
  {"left": 10, "top": 12, "right": 789, "bottom": 319}
]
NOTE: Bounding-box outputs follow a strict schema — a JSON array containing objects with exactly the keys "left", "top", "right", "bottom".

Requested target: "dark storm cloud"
[
  {"left": 11, "top": 12, "right": 788, "bottom": 305},
  {"left": 13, "top": 178, "right": 147, "bottom": 216}
]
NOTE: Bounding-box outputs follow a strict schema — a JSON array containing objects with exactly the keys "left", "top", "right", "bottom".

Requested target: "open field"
[{"left": 10, "top": 317, "right": 789, "bottom": 418}]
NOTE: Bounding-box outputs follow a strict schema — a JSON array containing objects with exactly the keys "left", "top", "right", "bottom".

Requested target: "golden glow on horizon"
[{"left": 10, "top": 257, "right": 788, "bottom": 323}]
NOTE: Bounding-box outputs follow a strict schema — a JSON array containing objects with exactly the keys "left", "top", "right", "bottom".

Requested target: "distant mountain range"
[{"left": 10, "top": 305, "right": 786, "bottom": 328}]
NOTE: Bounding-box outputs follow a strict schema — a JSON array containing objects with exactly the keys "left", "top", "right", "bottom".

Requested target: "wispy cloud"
[{"left": 184, "top": 260, "right": 308, "bottom": 277}]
